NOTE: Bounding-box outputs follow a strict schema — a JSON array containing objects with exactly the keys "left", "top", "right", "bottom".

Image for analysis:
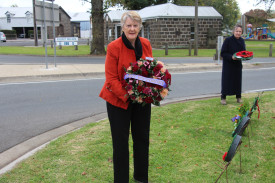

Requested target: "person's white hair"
[{"left": 121, "top": 11, "right": 142, "bottom": 29}]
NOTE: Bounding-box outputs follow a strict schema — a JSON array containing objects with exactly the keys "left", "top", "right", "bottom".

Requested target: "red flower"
[
  {"left": 126, "top": 84, "right": 133, "bottom": 91},
  {"left": 153, "top": 64, "right": 163, "bottom": 72},
  {"left": 156, "top": 85, "right": 163, "bottom": 90},
  {"left": 144, "top": 96, "right": 153, "bottom": 103},
  {"left": 132, "top": 63, "right": 139, "bottom": 72},
  {"left": 141, "top": 67, "right": 149, "bottom": 77},
  {"left": 137, "top": 86, "right": 144, "bottom": 92},
  {"left": 130, "top": 95, "right": 136, "bottom": 100},
  {"left": 156, "top": 95, "right": 162, "bottom": 101},
  {"left": 222, "top": 152, "right": 228, "bottom": 161},
  {"left": 143, "top": 87, "right": 152, "bottom": 95}
]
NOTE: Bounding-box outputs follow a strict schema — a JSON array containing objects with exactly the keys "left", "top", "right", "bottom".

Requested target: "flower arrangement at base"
[
  {"left": 122, "top": 57, "right": 171, "bottom": 106},
  {"left": 233, "top": 51, "right": 253, "bottom": 61},
  {"left": 231, "top": 100, "right": 249, "bottom": 136}
]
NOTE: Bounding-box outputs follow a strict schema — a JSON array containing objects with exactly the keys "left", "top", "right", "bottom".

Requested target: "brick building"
[
  {"left": 104, "top": 3, "right": 223, "bottom": 48},
  {"left": 47, "top": 7, "right": 80, "bottom": 39}
]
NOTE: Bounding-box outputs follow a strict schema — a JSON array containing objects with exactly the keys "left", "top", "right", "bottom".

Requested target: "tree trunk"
[{"left": 90, "top": 0, "right": 106, "bottom": 55}]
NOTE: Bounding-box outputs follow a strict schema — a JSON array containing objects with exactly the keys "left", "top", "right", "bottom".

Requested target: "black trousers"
[
  {"left": 221, "top": 94, "right": 241, "bottom": 100},
  {"left": 107, "top": 102, "right": 151, "bottom": 183}
]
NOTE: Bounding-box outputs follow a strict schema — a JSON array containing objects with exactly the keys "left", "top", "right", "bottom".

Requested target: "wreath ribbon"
[
  {"left": 124, "top": 74, "right": 167, "bottom": 88},
  {"left": 257, "top": 103, "right": 260, "bottom": 119}
]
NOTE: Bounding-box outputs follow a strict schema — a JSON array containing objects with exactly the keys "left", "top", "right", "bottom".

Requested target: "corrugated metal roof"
[
  {"left": 107, "top": 3, "right": 222, "bottom": 22},
  {"left": 0, "top": 7, "right": 33, "bottom": 17},
  {"left": 69, "top": 12, "right": 91, "bottom": 22},
  {"left": 107, "top": 10, "right": 127, "bottom": 22}
]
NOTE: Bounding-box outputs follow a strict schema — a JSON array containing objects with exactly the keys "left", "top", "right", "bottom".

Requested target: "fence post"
[
  {"left": 59, "top": 45, "right": 62, "bottom": 49},
  {"left": 75, "top": 45, "right": 78, "bottom": 50},
  {"left": 269, "top": 43, "right": 273, "bottom": 57},
  {"left": 51, "top": 40, "right": 53, "bottom": 48},
  {"left": 165, "top": 43, "right": 168, "bottom": 55}
]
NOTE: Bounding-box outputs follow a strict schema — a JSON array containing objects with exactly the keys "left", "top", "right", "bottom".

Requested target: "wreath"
[
  {"left": 122, "top": 57, "right": 171, "bottom": 106},
  {"left": 223, "top": 135, "right": 242, "bottom": 162},
  {"left": 233, "top": 51, "right": 253, "bottom": 61}
]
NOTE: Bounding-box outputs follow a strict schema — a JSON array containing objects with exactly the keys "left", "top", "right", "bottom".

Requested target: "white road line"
[{"left": 0, "top": 78, "right": 104, "bottom": 86}]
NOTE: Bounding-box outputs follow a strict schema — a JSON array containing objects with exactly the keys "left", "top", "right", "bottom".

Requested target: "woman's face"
[
  {"left": 234, "top": 27, "right": 242, "bottom": 39},
  {"left": 122, "top": 17, "right": 140, "bottom": 44}
]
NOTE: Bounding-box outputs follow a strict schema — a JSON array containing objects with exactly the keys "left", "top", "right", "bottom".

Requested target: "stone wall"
[
  {"left": 47, "top": 8, "right": 73, "bottom": 39},
  {"left": 105, "top": 17, "right": 222, "bottom": 48},
  {"left": 145, "top": 18, "right": 222, "bottom": 49}
]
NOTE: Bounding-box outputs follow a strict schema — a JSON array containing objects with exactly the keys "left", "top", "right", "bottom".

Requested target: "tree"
[
  {"left": 81, "top": 0, "right": 106, "bottom": 55},
  {"left": 255, "top": 0, "right": 275, "bottom": 12},
  {"left": 104, "top": 0, "right": 170, "bottom": 10},
  {"left": 245, "top": 9, "right": 269, "bottom": 28},
  {"left": 11, "top": 4, "right": 18, "bottom": 7},
  {"left": 173, "top": 0, "right": 240, "bottom": 30}
]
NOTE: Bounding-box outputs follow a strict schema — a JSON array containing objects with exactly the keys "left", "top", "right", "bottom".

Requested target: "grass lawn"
[
  {"left": 0, "top": 41, "right": 274, "bottom": 58},
  {"left": 0, "top": 91, "right": 274, "bottom": 182}
]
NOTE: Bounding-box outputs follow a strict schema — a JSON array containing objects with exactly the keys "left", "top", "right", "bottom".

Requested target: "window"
[
  {"left": 59, "top": 24, "right": 64, "bottom": 35},
  {"left": 7, "top": 14, "right": 11, "bottom": 23},
  {"left": 26, "top": 12, "right": 32, "bottom": 23},
  {"left": 190, "top": 24, "right": 195, "bottom": 40},
  {"left": 115, "top": 25, "right": 121, "bottom": 39}
]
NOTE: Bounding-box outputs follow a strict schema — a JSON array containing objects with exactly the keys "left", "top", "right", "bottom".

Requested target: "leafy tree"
[
  {"left": 255, "top": 0, "right": 274, "bottom": 12},
  {"left": 245, "top": 9, "right": 269, "bottom": 28},
  {"left": 104, "top": 0, "right": 170, "bottom": 10},
  {"left": 81, "top": 0, "right": 106, "bottom": 55},
  {"left": 173, "top": 0, "right": 240, "bottom": 30}
]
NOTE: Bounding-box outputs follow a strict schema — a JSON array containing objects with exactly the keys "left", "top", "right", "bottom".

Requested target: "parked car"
[
  {"left": 0, "top": 32, "right": 7, "bottom": 42},
  {"left": 18, "top": 34, "right": 25, "bottom": 38}
]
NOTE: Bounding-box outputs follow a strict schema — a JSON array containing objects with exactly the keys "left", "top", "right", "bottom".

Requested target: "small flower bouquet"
[
  {"left": 233, "top": 51, "right": 253, "bottom": 61},
  {"left": 122, "top": 57, "right": 171, "bottom": 106}
]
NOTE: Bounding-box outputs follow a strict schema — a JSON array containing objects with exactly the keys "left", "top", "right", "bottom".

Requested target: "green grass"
[
  {"left": 0, "top": 92, "right": 274, "bottom": 182},
  {"left": 0, "top": 41, "right": 274, "bottom": 58}
]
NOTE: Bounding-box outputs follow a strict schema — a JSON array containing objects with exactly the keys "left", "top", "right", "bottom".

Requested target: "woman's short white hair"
[
  {"left": 233, "top": 24, "right": 243, "bottom": 34},
  {"left": 121, "top": 11, "right": 142, "bottom": 29}
]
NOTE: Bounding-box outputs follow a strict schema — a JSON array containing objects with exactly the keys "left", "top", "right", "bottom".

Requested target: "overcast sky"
[{"left": 0, "top": 0, "right": 272, "bottom": 14}]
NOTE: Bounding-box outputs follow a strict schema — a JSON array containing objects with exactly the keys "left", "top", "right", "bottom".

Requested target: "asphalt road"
[
  {"left": 1, "top": 67, "right": 275, "bottom": 153},
  {"left": 1, "top": 54, "right": 275, "bottom": 64}
]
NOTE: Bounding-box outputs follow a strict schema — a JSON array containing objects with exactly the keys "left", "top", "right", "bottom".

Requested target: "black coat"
[{"left": 221, "top": 35, "right": 246, "bottom": 96}]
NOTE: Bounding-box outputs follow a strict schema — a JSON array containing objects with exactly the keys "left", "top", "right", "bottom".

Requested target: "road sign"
[{"left": 56, "top": 37, "right": 78, "bottom": 46}]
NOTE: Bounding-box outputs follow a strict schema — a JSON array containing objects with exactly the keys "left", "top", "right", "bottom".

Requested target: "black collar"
[{"left": 122, "top": 32, "right": 143, "bottom": 61}]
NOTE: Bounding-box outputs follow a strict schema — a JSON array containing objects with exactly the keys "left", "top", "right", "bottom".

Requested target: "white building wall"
[{"left": 0, "top": 17, "right": 33, "bottom": 30}]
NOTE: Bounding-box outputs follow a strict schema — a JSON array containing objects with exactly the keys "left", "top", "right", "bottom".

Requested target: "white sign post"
[{"left": 217, "top": 36, "right": 224, "bottom": 64}]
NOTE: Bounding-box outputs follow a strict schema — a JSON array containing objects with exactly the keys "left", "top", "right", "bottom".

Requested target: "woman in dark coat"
[{"left": 220, "top": 25, "right": 246, "bottom": 105}]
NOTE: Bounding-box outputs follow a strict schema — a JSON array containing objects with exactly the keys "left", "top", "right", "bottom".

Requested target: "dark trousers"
[
  {"left": 221, "top": 94, "right": 241, "bottom": 100},
  {"left": 107, "top": 102, "right": 151, "bottom": 183}
]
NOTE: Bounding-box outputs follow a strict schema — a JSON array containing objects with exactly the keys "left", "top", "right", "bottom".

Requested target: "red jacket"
[{"left": 99, "top": 36, "right": 153, "bottom": 109}]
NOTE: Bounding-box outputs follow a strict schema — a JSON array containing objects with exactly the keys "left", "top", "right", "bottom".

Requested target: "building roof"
[
  {"left": 0, "top": 7, "right": 33, "bottom": 17},
  {"left": 107, "top": 3, "right": 222, "bottom": 22},
  {"left": 69, "top": 12, "right": 91, "bottom": 22}
]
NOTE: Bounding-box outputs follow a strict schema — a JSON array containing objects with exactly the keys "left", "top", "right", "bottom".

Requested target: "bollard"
[
  {"left": 165, "top": 43, "right": 168, "bottom": 55},
  {"left": 269, "top": 43, "right": 273, "bottom": 57},
  {"left": 75, "top": 45, "right": 78, "bottom": 50},
  {"left": 87, "top": 39, "right": 89, "bottom": 45},
  {"left": 51, "top": 40, "right": 53, "bottom": 48},
  {"left": 59, "top": 45, "right": 62, "bottom": 49}
]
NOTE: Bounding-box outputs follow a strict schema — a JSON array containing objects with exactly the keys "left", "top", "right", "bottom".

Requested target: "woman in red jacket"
[{"left": 99, "top": 11, "right": 152, "bottom": 183}]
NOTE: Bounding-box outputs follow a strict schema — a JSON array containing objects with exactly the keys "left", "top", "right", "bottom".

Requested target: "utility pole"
[
  {"left": 194, "top": 0, "right": 198, "bottom": 56},
  {"left": 32, "top": 0, "right": 38, "bottom": 46}
]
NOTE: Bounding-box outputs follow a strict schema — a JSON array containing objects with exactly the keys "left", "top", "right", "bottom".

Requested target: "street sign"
[{"left": 56, "top": 37, "right": 78, "bottom": 46}]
